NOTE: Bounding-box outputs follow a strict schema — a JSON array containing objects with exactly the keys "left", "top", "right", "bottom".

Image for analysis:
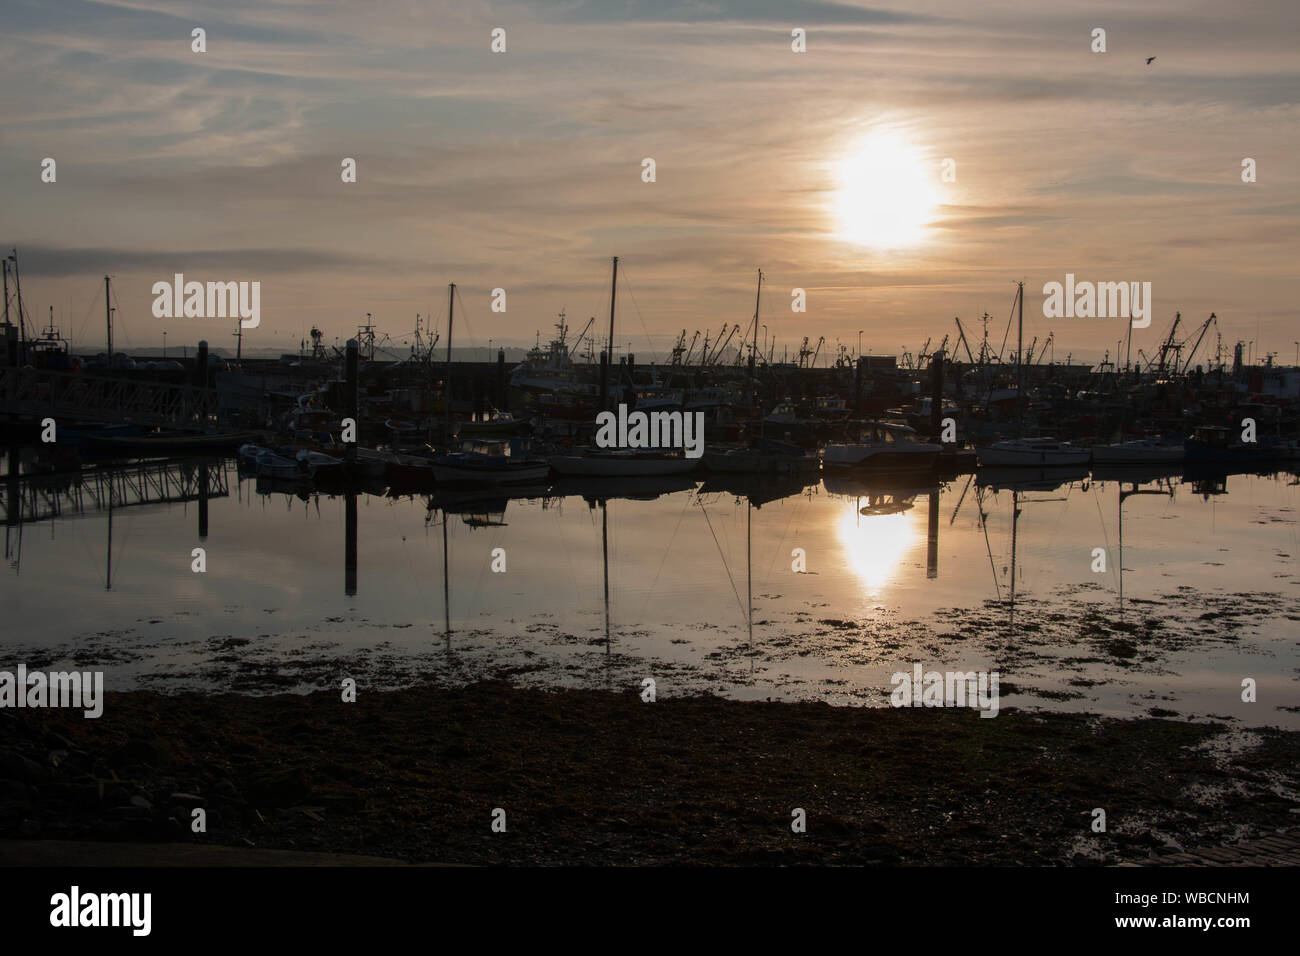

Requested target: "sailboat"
[
  {"left": 976, "top": 282, "right": 1089, "bottom": 468},
  {"left": 823, "top": 421, "right": 942, "bottom": 470},
  {"left": 1091, "top": 436, "right": 1184, "bottom": 464},
  {"left": 703, "top": 436, "right": 819, "bottom": 476},
  {"left": 548, "top": 256, "right": 700, "bottom": 478}
]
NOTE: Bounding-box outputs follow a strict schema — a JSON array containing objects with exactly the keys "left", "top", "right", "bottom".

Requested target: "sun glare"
[
  {"left": 834, "top": 129, "right": 939, "bottom": 248},
  {"left": 835, "top": 505, "right": 919, "bottom": 596}
]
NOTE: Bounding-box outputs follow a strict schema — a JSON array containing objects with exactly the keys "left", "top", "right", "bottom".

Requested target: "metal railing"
[{"left": 0, "top": 366, "right": 219, "bottom": 429}]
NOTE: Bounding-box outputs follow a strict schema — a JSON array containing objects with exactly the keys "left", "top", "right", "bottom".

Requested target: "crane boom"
[
  {"left": 954, "top": 317, "right": 975, "bottom": 364},
  {"left": 1180, "top": 312, "right": 1215, "bottom": 375}
]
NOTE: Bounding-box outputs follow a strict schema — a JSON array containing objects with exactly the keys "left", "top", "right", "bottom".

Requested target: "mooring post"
[
  {"left": 345, "top": 488, "right": 358, "bottom": 596},
  {"left": 930, "top": 349, "right": 945, "bottom": 439}
]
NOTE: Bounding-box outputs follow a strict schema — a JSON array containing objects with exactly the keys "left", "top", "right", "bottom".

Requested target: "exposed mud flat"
[
  {"left": 3, "top": 683, "right": 1298, "bottom": 865},
  {"left": 14, "top": 582, "right": 1297, "bottom": 729}
]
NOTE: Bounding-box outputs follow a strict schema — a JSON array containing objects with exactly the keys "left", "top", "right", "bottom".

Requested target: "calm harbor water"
[{"left": 4, "top": 459, "right": 1298, "bottom": 727}]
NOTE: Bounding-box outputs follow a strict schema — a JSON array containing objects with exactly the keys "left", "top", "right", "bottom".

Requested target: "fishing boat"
[
  {"left": 1184, "top": 425, "right": 1279, "bottom": 464},
  {"left": 432, "top": 438, "right": 551, "bottom": 485},
  {"left": 455, "top": 409, "right": 530, "bottom": 439},
  {"left": 371, "top": 447, "right": 435, "bottom": 485},
  {"left": 762, "top": 402, "right": 821, "bottom": 443},
  {"left": 823, "top": 422, "right": 942, "bottom": 470},
  {"left": 547, "top": 447, "right": 699, "bottom": 477},
  {"left": 1091, "top": 437, "right": 1184, "bottom": 464}
]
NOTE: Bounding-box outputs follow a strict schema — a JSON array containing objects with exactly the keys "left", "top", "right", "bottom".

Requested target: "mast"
[
  {"left": 746, "top": 497, "right": 753, "bottom": 646},
  {"left": 442, "top": 508, "right": 451, "bottom": 637},
  {"left": 444, "top": 282, "right": 455, "bottom": 442},
  {"left": 608, "top": 257, "right": 618, "bottom": 366},
  {"left": 104, "top": 275, "right": 113, "bottom": 364},
  {"left": 1009, "top": 489, "right": 1019, "bottom": 625},
  {"left": 1015, "top": 280, "right": 1024, "bottom": 438},
  {"left": 751, "top": 269, "right": 762, "bottom": 415},
  {"left": 105, "top": 475, "right": 114, "bottom": 591},
  {"left": 602, "top": 498, "right": 611, "bottom": 652},
  {"left": 1124, "top": 308, "right": 1134, "bottom": 380},
  {"left": 605, "top": 257, "right": 618, "bottom": 408},
  {"left": 9, "top": 252, "right": 27, "bottom": 363}
]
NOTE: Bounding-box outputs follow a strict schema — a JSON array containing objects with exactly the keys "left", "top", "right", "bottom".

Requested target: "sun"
[{"left": 834, "top": 129, "right": 939, "bottom": 248}]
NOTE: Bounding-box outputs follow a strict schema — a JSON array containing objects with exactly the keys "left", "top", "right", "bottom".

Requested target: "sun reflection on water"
[{"left": 834, "top": 501, "right": 921, "bottom": 596}]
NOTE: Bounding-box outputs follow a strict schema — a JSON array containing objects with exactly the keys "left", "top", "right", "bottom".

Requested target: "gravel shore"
[{"left": 3, "top": 682, "right": 1298, "bottom": 865}]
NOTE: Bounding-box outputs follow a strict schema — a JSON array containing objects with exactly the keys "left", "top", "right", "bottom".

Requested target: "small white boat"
[
  {"left": 823, "top": 422, "right": 941, "bottom": 470},
  {"left": 1091, "top": 438, "right": 1184, "bottom": 464},
  {"left": 238, "top": 443, "right": 267, "bottom": 468},
  {"left": 548, "top": 447, "right": 699, "bottom": 477},
  {"left": 295, "top": 448, "right": 344, "bottom": 478},
  {"left": 976, "top": 438, "right": 1090, "bottom": 468},
  {"left": 255, "top": 449, "right": 314, "bottom": 480}
]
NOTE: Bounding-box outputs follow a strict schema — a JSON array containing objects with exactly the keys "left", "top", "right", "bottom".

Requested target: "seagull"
[{"left": 1146, "top": 56, "right": 1156, "bottom": 65}]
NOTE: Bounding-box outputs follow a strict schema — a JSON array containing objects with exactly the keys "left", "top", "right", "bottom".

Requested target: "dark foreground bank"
[{"left": 2, "top": 683, "right": 1297, "bottom": 865}]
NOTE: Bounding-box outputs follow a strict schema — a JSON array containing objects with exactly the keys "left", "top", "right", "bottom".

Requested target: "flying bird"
[{"left": 1146, "top": 56, "right": 1157, "bottom": 65}]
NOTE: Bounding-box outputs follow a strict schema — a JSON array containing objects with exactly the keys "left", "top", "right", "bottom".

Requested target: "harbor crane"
[
  {"left": 1178, "top": 312, "right": 1216, "bottom": 375},
  {"left": 569, "top": 315, "right": 595, "bottom": 358},
  {"left": 709, "top": 323, "right": 740, "bottom": 365},
  {"left": 796, "top": 336, "right": 824, "bottom": 368},
  {"left": 954, "top": 317, "right": 976, "bottom": 364},
  {"left": 1156, "top": 312, "right": 1182, "bottom": 378},
  {"left": 682, "top": 330, "right": 701, "bottom": 365}
]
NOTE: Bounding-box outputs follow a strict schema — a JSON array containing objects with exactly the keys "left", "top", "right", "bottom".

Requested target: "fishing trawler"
[{"left": 509, "top": 312, "right": 596, "bottom": 395}]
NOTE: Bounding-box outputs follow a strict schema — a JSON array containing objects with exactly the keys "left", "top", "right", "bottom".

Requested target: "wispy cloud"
[{"left": 2, "top": 0, "right": 1296, "bottom": 359}]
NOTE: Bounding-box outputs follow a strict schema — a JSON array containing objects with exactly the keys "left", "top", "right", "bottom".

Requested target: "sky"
[{"left": 1, "top": 0, "right": 1297, "bottom": 366}]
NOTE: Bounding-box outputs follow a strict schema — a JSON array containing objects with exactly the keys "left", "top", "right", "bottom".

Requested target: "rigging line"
[
  {"left": 997, "top": 290, "right": 1015, "bottom": 363},
  {"left": 1091, "top": 481, "right": 1119, "bottom": 593},
  {"left": 977, "top": 487, "right": 1001, "bottom": 599},
  {"left": 696, "top": 498, "right": 748, "bottom": 623},
  {"left": 73, "top": 281, "right": 100, "bottom": 351},
  {"left": 638, "top": 488, "right": 694, "bottom": 620},
  {"left": 451, "top": 285, "right": 477, "bottom": 350},
  {"left": 551, "top": 499, "right": 579, "bottom": 591},
  {"left": 761, "top": 492, "right": 807, "bottom": 590},
  {"left": 611, "top": 264, "right": 658, "bottom": 364},
  {"left": 1028, "top": 486, "right": 1076, "bottom": 594}
]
